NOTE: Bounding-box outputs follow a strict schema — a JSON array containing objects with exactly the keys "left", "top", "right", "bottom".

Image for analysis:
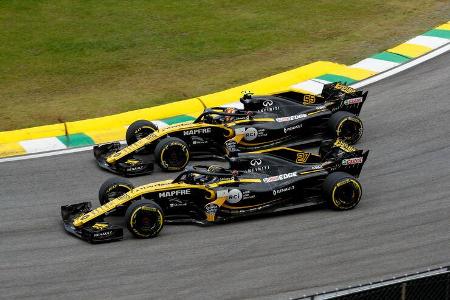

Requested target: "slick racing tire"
[
  {"left": 125, "top": 199, "right": 164, "bottom": 239},
  {"left": 154, "top": 137, "right": 190, "bottom": 171},
  {"left": 98, "top": 177, "right": 138, "bottom": 216},
  {"left": 323, "top": 172, "right": 362, "bottom": 210},
  {"left": 126, "top": 120, "right": 158, "bottom": 153},
  {"left": 328, "top": 111, "right": 363, "bottom": 145}
]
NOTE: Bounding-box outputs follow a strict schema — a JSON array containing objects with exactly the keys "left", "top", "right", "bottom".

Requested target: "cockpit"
[{"left": 194, "top": 107, "right": 254, "bottom": 125}]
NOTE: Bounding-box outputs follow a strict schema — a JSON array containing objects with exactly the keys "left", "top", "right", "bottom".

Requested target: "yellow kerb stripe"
[
  {"left": 86, "top": 128, "right": 127, "bottom": 144},
  {"left": 0, "top": 142, "right": 27, "bottom": 157},
  {"left": 330, "top": 67, "right": 376, "bottom": 80},
  {"left": 387, "top": 43, "right": 432, "bottom": 58},
  {"left": 435, "top": 24, "right": 450, "bottom": 31}
]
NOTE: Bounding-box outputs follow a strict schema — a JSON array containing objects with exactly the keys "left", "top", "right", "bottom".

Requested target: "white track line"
[{"left": 1, "top": 43, "right": 449, "bottom": 163}]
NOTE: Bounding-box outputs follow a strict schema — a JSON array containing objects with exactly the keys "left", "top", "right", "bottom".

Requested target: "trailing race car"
[
  {"left": 62, "top": 139, "right": 369, "bottom": 243},
  {"left": 93, "top": 82, "right": 367, "bottom": 176}
]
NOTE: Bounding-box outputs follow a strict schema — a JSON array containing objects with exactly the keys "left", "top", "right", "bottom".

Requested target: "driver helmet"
[{"left": 224, "top": 107, "right": 237, "bottom": 122}]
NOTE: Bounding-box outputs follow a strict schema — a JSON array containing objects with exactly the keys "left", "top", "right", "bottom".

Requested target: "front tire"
[
  {"left": 154, "top": 137, "right": 190, "bottom": 171},
  {"left": 328, "top": 111, "right": 363, "bottom": 144},
  {"left": 126, "top": 120, "right": 158, "bottom": 154},
  {"left": 323, "top": 172, "right": 362, "bottom": 210},
  {"left": 98, "top": 177, "right": 137, "bottom": 216},
  {"left": 125, "top": 199, "right": 164, "bottom": 239}
]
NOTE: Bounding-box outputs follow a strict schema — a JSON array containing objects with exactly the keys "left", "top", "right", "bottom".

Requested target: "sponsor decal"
[
  {"left": 93, "top": 231, "right": 113, "bottom": 238},
  {"left": 311, "top": 165, "right": 323, "bottom": 170},
  {"left": 242, "top": 190, "right": 256, "bottom": 200},
  {"left": 246, "top": 165, "right": 270, "bottom": 173},
  {"left": 258, "top": 106, "right": 280, "bottom": 112},
  {"left": 284, "top": 124, "right": 302, "bottom": 133},
  {"left": 159, "top": 189, "right": 191, "bottom": 198},
  {"left": 258, "top": 100, "right": 280, "bottom": 112},
  {"left": 250, "top": 159, "right": 262, "bottom": 166},
  {"left": 344, "top": 97, "right": 363, "bottom": 105},
  {"left": 205, "top": 203, "right": 219, "bottom": 215},
  {"left": 217, "top": 189, "right": 244, "bottom": 203},
  {"left": 263, "top": 100, "right": 273, "bottom": 107},
  {"left": 315, "top": 105, "right": 327, "bottom": 110},
  {"left": 334, "top": 83, "right": 356, "bottom": 94},
  {"left": 273, "top": 185, "right": 295, "bottom": 196},
  {"left": 192, "top": 139, "right": 208, "bottom": 145},
  {"left": 225, "top": 139, "right": 238, "bottom": 153},
  {"left": 227, "top": 189, "right": 243, "bottom": 203},
  {"left": 263, "top": 172, "right": 297, "bottom": 183},
  {"left": 169, "top": 199, "right": 188, "bottom": 208},
  {"left": 243, "top": 127, "right": 258, "bottom": 141},
  {"left": 183, "top": 128, "right": 212, "bottom": 136},
  {"left": 295, "top": 152, "right": 310, "bottom": 163},
  {"left": 334, "top": 139, "right": 357, "bottom": 152},
  {"left": 276, "top": 114, "right": 307, "bottom": 122},
  {"left": 342, "top": 157, "right": 363, "bottom": 165},
  {"left": 127, "top": 165, "right": 144, "bottom": 172},
  {"left": 257, "top": 128, "right": 268, "bottom": 137}
]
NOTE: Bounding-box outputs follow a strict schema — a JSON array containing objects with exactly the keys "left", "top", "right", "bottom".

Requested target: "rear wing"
[
  {"left": 320, "top": 139, "right": 369, "bottom": 177},
  {"left": 273, "top": 82, "right": 368, "bottom": 115}
]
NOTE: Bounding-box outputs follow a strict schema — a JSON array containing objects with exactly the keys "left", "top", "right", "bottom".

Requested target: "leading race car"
[
  {"left": 62, "top": 139, "right": 369, "bottom": 243},
  {"left": 93, "top": 82, "right": 368, "bottom": 176}
]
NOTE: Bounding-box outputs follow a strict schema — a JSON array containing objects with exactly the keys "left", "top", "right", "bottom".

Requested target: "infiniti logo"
[
  {"left": 250, "top": 159, "right": 262, "bottom": 166},
  {"left": 262, "top": 100, "right": 273, "bottom": 107}
]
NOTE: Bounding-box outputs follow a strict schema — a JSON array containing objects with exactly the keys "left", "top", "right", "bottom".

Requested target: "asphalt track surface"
[{"left": 1, "top": 51, "right": 449, "bottom": 299}]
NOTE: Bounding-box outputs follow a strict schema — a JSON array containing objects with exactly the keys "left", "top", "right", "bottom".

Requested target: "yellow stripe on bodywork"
[
  {"left": 387, "top": 43, "right": 432, "bottom": 58},
  {"left": 208, "top": 178, "right": 261, "bottom": 188}
]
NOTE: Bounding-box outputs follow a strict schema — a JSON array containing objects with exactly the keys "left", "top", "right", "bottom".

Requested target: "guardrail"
[{"left": 296, "top": 266, "right": 450, "bottom": 300}]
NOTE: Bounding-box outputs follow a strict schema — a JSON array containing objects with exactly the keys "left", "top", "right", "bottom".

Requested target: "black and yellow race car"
[
  {"left": 93, "top": 82, "right": 368, "bottom": 176},
  {"left": 63, "top": 139, "right": 369, "bottom": 243}
]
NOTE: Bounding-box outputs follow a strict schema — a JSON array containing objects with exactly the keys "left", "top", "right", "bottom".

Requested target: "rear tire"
[
  {"left": 328, "top": 111, "right": 363, "bottom": 145},
  {"left": 98, "top": 177, "right": 137, "bottom": 216},
  {"left": 154, "top": 137, "right": 190, "bottom": 171},
  {"left": 323, "top": 172, "right": 362, "bottom": 210},
  {"left": 126, "top": 120, "right": 158, "bottom": 153},
  {"left": 125, "top": 199, "right": 164, "bottom": 239}
]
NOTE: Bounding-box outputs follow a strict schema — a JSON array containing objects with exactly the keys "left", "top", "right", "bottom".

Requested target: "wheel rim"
[
  {"left": 161, "top": 143, "right": 189, "bottom": 170},
  {"left": 130, "top": 206, "right": 163, "bottom": 238},
  {"left": 333, "top": 180, "right": 361, "bottom": 209},
  {"left": 338, "top": 119, "right": 362, "bottom": 144}
]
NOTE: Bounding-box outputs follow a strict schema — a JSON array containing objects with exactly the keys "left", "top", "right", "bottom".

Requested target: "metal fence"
[{"left": 296, "top": 266, "right": 450, "bottom": 300}]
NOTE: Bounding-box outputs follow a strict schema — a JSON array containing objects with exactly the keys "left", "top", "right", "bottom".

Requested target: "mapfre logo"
[
  {"left": 159, "top": 189, "right": 191, "bottom": 198},
  {"left": 183, "top": 128, "right": 211, "bottom": 136},
  {"left": 250, "top": 159, "right": 262, "bottom": 166},
  {"left": 263, "top": 100, "right": 273, "bottom": 107}
]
